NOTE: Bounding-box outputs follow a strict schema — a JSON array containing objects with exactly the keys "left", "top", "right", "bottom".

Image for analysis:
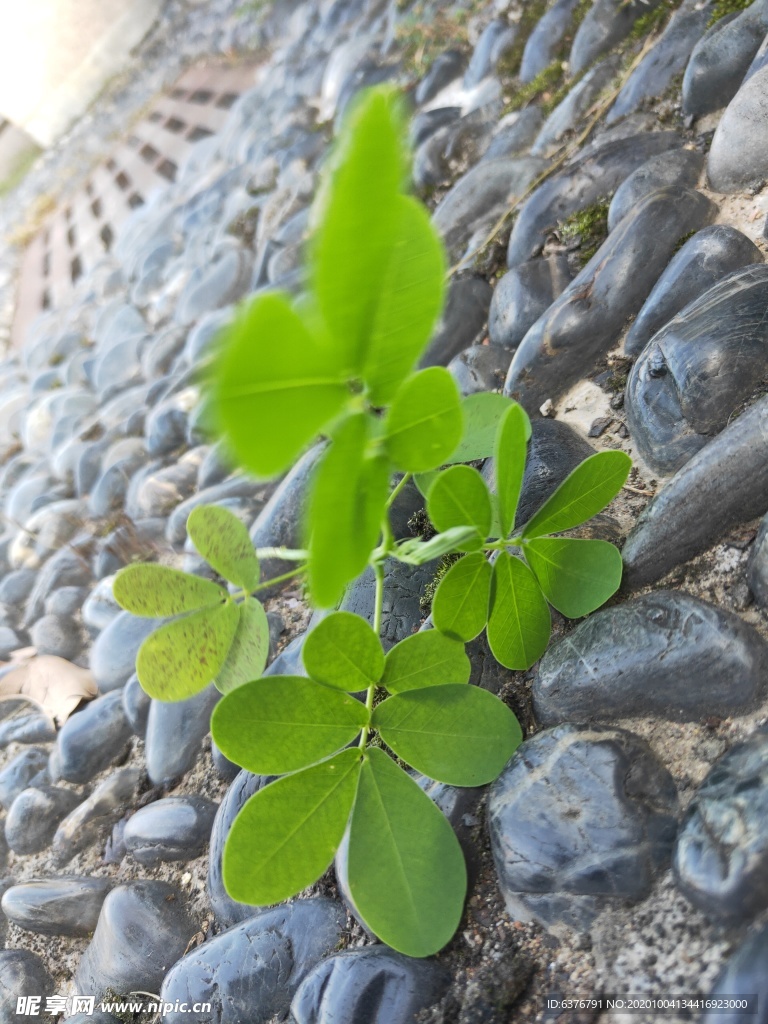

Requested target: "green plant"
[
  {"left": 558, "top": 200, "right": 610, "bottom": 267},
  {"left": 113, "top": 86, "right": 630, "bottom": 958}
]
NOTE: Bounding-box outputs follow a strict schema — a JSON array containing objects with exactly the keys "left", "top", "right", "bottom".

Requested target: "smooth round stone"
[
  {"left": 176, "top": 246, "right": 252, "bottom": 325},
  {"left": 625, "top": 224, "right": 763, "bottom": 356},
  {"left": 160, "top": 900, "right": 346, "bottom": 1024},
  {"left": 708, "top": 65, "right": 768, "bottom": 192},
  {"left": 122, "top": 672, "right": 151, "bottom": 737},
  {"left": 0, "top": 568, "right": 37, "bottom": 606},
  {"left": 520, "top": 0, "right": 582, "bottom": 82},
  {"left": 0, "top": 951, "right": 52, "bottom": 1019},
  {"left": 507, "top": 131, "right": 683, "bottom": 267},
  {"left": 30, "top": 613, "right": 82, "bottom": 660},
  {"left": 748, "top": 513, "right": 768, "bottom": 607},
  {"left": 75, "top": 881, "right": 195, "bottom": 1001},
  {"left": 606, "top": 1, "right": 712, "bottom": 124},
  {"left": 55, "top": 691, "right": 132, "bottom": 784},
  {"left": 420, "top": 274, "right": 493, "bottom": 368},
  {"left": 745, "top": 29, "right": 768, "bottom": 79},
  {"left": 623, "top": 394, "right": 768, "bottom": 587},
  {"left": 2, "top": 877, "right": 112, "bottom": 937},
  {"left": 489, "top": 256, "right": 572, "bottom": 351},
  {"left": 505, "top": 185, "right": 717, "bottom": 412},
  {"left": 0, "top": 748, "right": 49, "bottom": 810},
  {"left": 448, "top": 344, "right": 512, "bottom": 395},
  {"left": 145, "top": 684, "right": 220, "bottom": 786},
  {"left": 626, "top": 264, "right": 768, "bottom": 474},
  {"left": 340, "top": 558, "right": 438, "bottom": 651},
  {"left": 673, "top": 725, "right": 768, "bottom": 923},
  {"left": 94, "top": 517, "right": 171, "bottom": 579},
  {"left": 533, "top": 591, "right": 768, "bottom": 726},
  {"left": 570, "top": 0, "right": 666, "bottom": 74},
  {"left": 52, "top": 767, "right": 142, "bottom": 866},
  {"left": 0, "top": 697, "right": 56, "bottom": 747},
  {"left": 704, "top": 920, "right": 768, "bottom": 1024},
  {"left": 124, "top": 796, "right": 217, "bottom": 864},
  {"left": 291, "top": 947, "right": 448, "bottom": 1024},
  {"left": 414, "top": 49, "right": 466, "bottom": 105},
  {"left": 22, "top": 545, "right": 92, "bottom": 629},
  {"left": 463, "top": 18, "right": 516, "bottom": 89},
  {"left": 413, "top": 109, "right": 495, "bottom": 191},
  {"left": 532, "top": 55, "right": 622, "bottom": 155},
  {"left": 607, "top": 148, "right": 704, "bottom": 232},
  {"left": 45, "top": 585, "right": 87, "bottom": 617},
  {"left": 489, "top": 724, "right": 679, "bottom": 932},
  {"left": 6, "top": 785, "right": 81, "bottom": 854},
  {"left": 167, "top": 475, "right": 268, "bottom": 546},
  {"left": 683, "top": 0, "right": 768, "bottom": 118},
  {"left": 0, "top": 626, "right": 21, "bottom": 659},
  {"left": 482, "top": 108, "right": 544, "bottom": 162},
  {"left": 82, "top": 576, "right": 122, "bottom": 634},
  {"left": 89, "top": 611, "right": 164, "bottom": 692}
]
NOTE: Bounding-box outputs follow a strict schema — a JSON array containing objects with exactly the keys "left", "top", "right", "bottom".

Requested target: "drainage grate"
[{"left": 12, "top": 62, "right": 258, "bottom": 349}]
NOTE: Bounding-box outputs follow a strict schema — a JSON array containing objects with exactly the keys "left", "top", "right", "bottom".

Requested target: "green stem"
[
  {"left": 386, "top": 472, "right": 411, "bottom": 509},
  {"left": 254, "top": 547, "right": 309, "bottom": 561},
  {"left": 360, "top": 561, "right": 385, "bottom": 752},
  {"left": 252, "top": 565, "right": 306, "bottom": 592}
]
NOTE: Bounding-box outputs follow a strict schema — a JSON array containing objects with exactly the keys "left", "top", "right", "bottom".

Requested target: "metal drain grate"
[{"left": 12, "top": 62, "right": 258, "bottom": 348}]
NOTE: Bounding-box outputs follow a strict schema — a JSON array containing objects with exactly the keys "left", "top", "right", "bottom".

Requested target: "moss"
[
  {"left": 672, "top": 228, "right": 697, "bottom": 255},
  {"left": 557, "top": 200, "right": 610, "bottom": 267},
  {"left": 420, "top": 552, "right": 462, "bottom": 611},
  {"left": 708, "top": 0, "right": 752, "bottom": 25},
  {"left": 396, "top": 0, "right": 485, "bottom": 76},
  {"left": 503, "top": 59, "right": 564, "bottom": 113},
  {"left": 494, "top": 0, "right": 549, "bottom": 81}
]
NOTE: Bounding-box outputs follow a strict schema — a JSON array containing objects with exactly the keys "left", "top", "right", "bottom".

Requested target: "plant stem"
[
  {"left": 254, "top": 547, "right": 309, "bottom": 561},
  {"left": 386, "top": 472, "right": 412, "bottom": 508},
  {"left": 252, "top": 565, "right": 306, "bottom": 592},
  {"left": 360, "top": 561, "right": 386, "bottom": 752}
]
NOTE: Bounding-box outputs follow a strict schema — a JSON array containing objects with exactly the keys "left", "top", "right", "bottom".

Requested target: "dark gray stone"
[
  {"left": 683, "top": 0, "right": 768, "bottom": 118},
  {"left": 569, "top": 0, "right": 666, "bottom": 74},
  {"left": 623, "top": 395, "right": 768, "bottom": 587},
  {"left": 505, "top": 185, "right": 717, "bottom": 412},
  {"left": 489, "top": 256, "right": 572, "bottom": 351},
  {"left": 291, "top": 947, "right": 449, "bottom": 1024},
  {"left": 75, "top": 881, "right": 196, "bottom": 1000},
  {"left": 744, "top": 28, "right": 768, "bottom": 79},
  {"left": 606, "top": 1, "right": 712, "bottom": 124},
  {"left": 167, "top": 475, "right": 269, "bottom": 545},
  {"left": 1, "top": 877, "right": 113, "bottom": 936},
  {"left": 464, "top": 19, "right": 517, "bottom": 88},
  {"left": 703, "top": 920, "right": 768, "bottom": 1024},
  {"left": 340, "top": 558, "right": 437, "bottom": 651},
  {"left": 0, "top": 697, "right": 56, "bottom": 747},
  {"left": 145, "top": 684, "right": 220, "bottom": 785},
  {"left": 45, "top": 585, "right": 87, "bottom": 617},
  {"left": 89, "top": 611, "right": 164, "bottom": 692},
  {"left": 0, "top": 627, "right": 21, "bottom": 659},
  {"left": 0, "top": 951, "right": 51, "bottom": 1024},
  {"left": 160, "top": 900, "right": 347, "bottom": 1024},
  {"left": 482, "top": 108, "right": 544, "bottom": 162},
  {"left": 533, "top": 591, "right": 768, "bottom": 726},
  {"left": 0, "top": 569, "right": 36, "bottom": 607},
  {"left": 410, "top": 105, "right": 461, "bottom": 148},
  {"left": 420, "top": 274, "right": 493, "bottom": 368},
  {"left": 413, "top": 109, "right": 495, "bottom": 191},
  {"left": 448, "top": 344, "right": 512, "bottom": 395},
  {"left": 52, "top": 767, "right": 141, "bottom": 866},
  {"left": 176, "top": 246, "right": 252, "bottom": 325},
  {"left": 0, "top": 748, "right": 49, "bottom": 810},
  {"left": 507, "top": 131, "right": 683, "bottom": 266},
  {"left": 532, "top": 55, "right": 622, "bottom": 155},
  {"left": 55, "top": 691, "right": 132, "bottom": 784},
  {"left": 708, "top": 65, "right": 768, "bottom": 192},
  {"left": 520, "top": 0, "right": 582, "bottom": 82},
  {"left": 82, "top": 576, "right": 122, "bottom": 634},
  {"left": 625, "top": 224, "right": 763, "bottom": 356},
  {"left": 488, "top": 724, "right": 679, "bottom": 931},
  {"left": 607, "top": 148, "right": 705, "bottom": 231},
  {"left": 144, "top": 398, "right": 190, "bottom": 458},
  {"left": 673, "top": 725, "right": 768, "bottom": 923},
  {"left": 124, "top": 796, "right": 217, "bottom": 864},
  {"left": 415, "top": 49, "right": 466, "bottom": 105},
  {"left": 626, "top": 264, "right": 768, "bottom": 474},
  {"left": 5, "top": 785, "right": 81, "bottom": 854},
  {"left": 748, "top": 513, "right": 768, "bottom": 607},
  {"left": 30, "top": 613, "right": 82, "bottom": 660},
  {"left": 122, "top": 672, "right": 151, "bottom": 737}
]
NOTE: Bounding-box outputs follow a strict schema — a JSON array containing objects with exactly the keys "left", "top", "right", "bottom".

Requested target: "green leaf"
[
  {"left": 223, "top": 748, "right": 361, "bottom": 905},
  {"left": 307, "top": 414, "right": 390, "bottom": 608},
  {"left": 381, "top": 631, "right": 470, "bottom": 694},
  {"left": 215, "top": 598, "right": 270, "bottom": 694},
  {"left": 136, "top": 601, "right": 239, "bottom": 701},
  {"left": 396, "top": 526, "right": 481, "bottom": 565},
  {"left": 373, "top": 684, "right": 522, "bottom": 785},
  {"left": 523, "top": 536, "right": 623, "bottom": 617},
  {"left": 384, "top": 367, "right": 463, "bottom": 473},
  {"left": 431, "top": 552, "right": 491, "bottom": 641},
  {"left": 313, "top": 88, "right": 405, "bottom": 372},
  {"left": 210, "top": 291, "right": 348, "bottom": 479},
  {"left": 211, "top": 675, "right": 369, "bottom": 774},
  {"left": 522, "top": 450, "right": 631, "bottom": 539},
  {"left": 445, "top": 393, "right": 531, "bottom": 465},
  {"left": 187, "top": 505, "right": 260, "bottom": 591},
  {"left": 494, "top": 403, "right": 529, "bottom": 537},
  {"left": 364, "top": 196, "right": 446, "bottom": 406},
  {"left": 487, "top": 552, "right": 550, "bottom": 670},
  {"left": 427, "top": 466, "right": 492, "bottom": 541},
  {"left": 113, "top": 563, "right": 226, "bottom": 617},
  {"left": 413, "top": 470, "right": 438, "bottom": 498},
  {"left": 302, "top": 611, "right": 384, "bottom": 691},
  {"left": 346, "top": 747, "right": 466, "bottom": 957}
]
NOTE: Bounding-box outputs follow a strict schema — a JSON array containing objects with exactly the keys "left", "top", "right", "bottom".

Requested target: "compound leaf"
[
  {"left": 446, "top": 393, "right": 531, "bottom": 465},
  {"left": 215, "top": 598, "right": 270, "bottom": 694},
  {"left": 522, "top": 450, "right": 631, "bottom": 539},
  {"left": 487, "top": 552, "right": 550, "bottom": 670},
  {"left": 187, "top": 504, "right": 260, "bottom": 591},
  {"left": 223, "top": 748, "right": 361, "bottom": 905},
  {"left": 384, "top": 367, "right": 462, "bottom": 473},
  {"left": 211, "top": 675, "right": 369, "bottom": 775},
  {"left": 307, "top": 414, "right": 390, "bottom": 608},
  {"left": 494, "top": 403, "right": 529, "bottom": 537},
  {"left": 381, "top": 630, "right": 470, "bottom": 694},
  {"left": 373, "top": 684, "right": 522, "bottom": 785},
  {"left": 427, "top": 465, "right": 492, "bottom": 539},
  {"left": 524, "top": 536, "right": 623, "bottom": 618},
  {"left": 113, "top": 563, "right": 226, "bottom": 618},
  {"left": 364, "top": 196, "right": 446, "bottom": 405},
  {"left": 431, "top": 552, "right": 491, "bottom": 642},
  {"left": 137, "top": 601, "right": 239, "bottom": 701},
  {"left": 211, "top": 291, "right": 348, "bottom": 479},
  {"left": 302, "top": 611, "right": 384, "bottom": 691},
  {"left": 396, "top": 526, "right": 481, "bottom": 565},
  {"left": 346, "top": 747, "right": 466, "bottom": 957}
]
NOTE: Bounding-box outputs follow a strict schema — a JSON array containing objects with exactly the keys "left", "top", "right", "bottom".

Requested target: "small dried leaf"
[{"left": 0, "top": 656, "right": 98, "bottom": 726}]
